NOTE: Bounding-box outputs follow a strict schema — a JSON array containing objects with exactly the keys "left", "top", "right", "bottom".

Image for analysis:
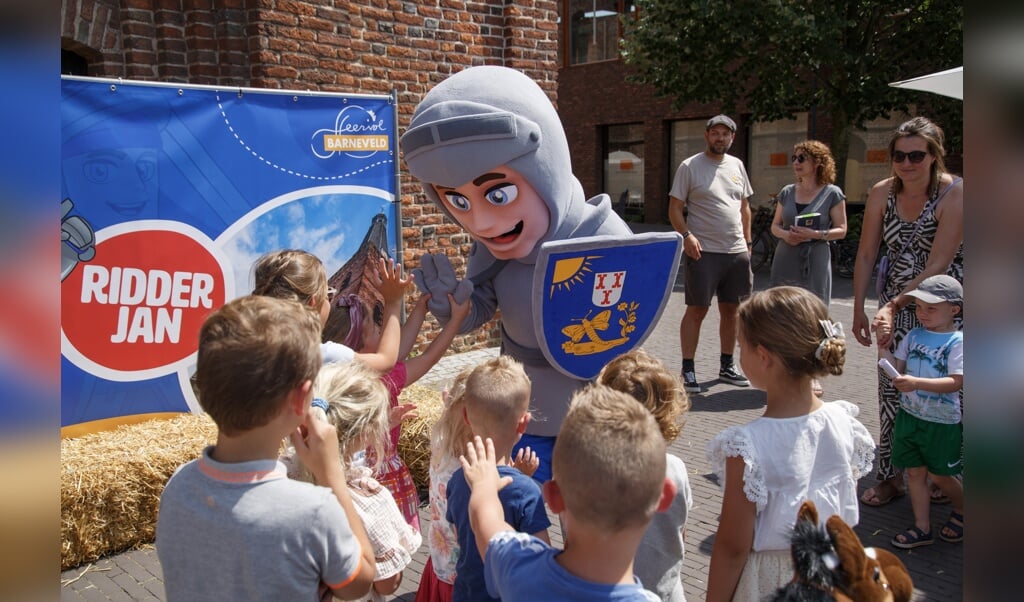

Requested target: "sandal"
[
  {"left": 939, "top": 511, "right": 964, "bottom": 543},
  {"left": 892, "top": 525, "right": 934, "bottom": 549},
  {"left": 861, "top": 481, "right": 906, "bottom": 507}
]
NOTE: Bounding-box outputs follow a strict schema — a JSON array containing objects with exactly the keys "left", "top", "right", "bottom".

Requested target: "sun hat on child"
[{"left": 905, "top": 274, "right": 963, "bottom": 304}]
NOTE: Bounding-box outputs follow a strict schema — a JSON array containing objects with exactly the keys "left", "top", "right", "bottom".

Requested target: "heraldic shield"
[{"left": 532, "top": 232, "right": 683, "bottom": 380}]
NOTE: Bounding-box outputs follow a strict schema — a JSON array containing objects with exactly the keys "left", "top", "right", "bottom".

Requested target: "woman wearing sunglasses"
[
  {"left": 767, "top": 140, "right": 848, "bottom": 395},
  {"left": 852, "top": 116, "right": 964, "bottom": 508},
  {"left": 768, "top": 141, "right": 848, "bottom": 303}
]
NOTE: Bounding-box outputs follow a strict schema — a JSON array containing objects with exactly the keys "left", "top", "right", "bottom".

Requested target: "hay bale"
[
  {"left": 61, "top": 386, "right": 444, "bottom": 570},
  {"left": 61, "top": 414, "right": 216, "bottom": 570},
  {"left": 396, "top": 384, "right": 444, "bottom": 493}
]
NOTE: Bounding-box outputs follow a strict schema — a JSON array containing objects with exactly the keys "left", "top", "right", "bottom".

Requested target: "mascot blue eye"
[
  {"left": 444, "top": 192, "right": 471, "bottom": 212},
  {"left": 83, "top": 159, "right": 116, "bottom": 184},
  {"left": 485, "top": 184, "right": 518, "bottom": 206}
]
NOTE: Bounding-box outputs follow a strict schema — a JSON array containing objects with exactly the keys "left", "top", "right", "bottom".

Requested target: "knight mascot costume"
[{"left": 401, "top": 66, "right": 680, "bottom": 480}]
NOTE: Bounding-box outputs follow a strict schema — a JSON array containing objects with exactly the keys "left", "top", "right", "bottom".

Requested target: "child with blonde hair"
[
  {"left": 458, "top": 384, "right": 676, "bottom": 600},
  {"left": 251, "top": 249, "right": 409, "bottom": 371},
  {"left": 287, "top": 360, "right": 422, "bottom": 601},
  {"left": 415, "top": 369, "right": 475, "bottom": 602},
  {"left": 445, "top": 356, "right": 551, "bottom": 602},
  {"left": 705, "top": 286, "right": 875, "bottom": 601},
  {"left": 598, "top": 349, "right": 693, "bottom": 601},
  {"left": 416, "top": 360, "right": 541, "bottom": 602},
  {"left": 351, "top": 290, "right": 471, "bottom": 533}
]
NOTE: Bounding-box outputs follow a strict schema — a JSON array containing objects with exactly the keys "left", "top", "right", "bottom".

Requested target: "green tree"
[{"left": 620, "top": 0, "right": 962, "bottom": 183}]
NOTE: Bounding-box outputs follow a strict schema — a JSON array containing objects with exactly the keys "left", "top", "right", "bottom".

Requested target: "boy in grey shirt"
[{"left": 156, "top": 295, "right": 376, "bottom": 601}]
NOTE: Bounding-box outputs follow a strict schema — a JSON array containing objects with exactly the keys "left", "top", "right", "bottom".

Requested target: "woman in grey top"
[
  {"left": 769, "top": 140, "right": 848, "bottom": 306},
  {"left": 769, "top": 140, "right": 847, "bottom": 395}
]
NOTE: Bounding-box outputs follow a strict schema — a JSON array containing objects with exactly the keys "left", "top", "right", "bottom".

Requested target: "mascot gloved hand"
[{"left": 411, "top": 253, "right": 474, "bottom": 320}]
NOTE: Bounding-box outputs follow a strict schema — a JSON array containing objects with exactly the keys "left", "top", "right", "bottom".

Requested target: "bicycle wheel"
[
  {"left": 833, "top": 240, "right": 857, "bottom": 278},
  {"left": 750, "top": 232, "right": 773, "bottom": 272}
]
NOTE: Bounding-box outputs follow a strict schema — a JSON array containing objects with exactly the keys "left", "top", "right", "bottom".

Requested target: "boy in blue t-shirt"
[
  {"left": 459, "top": 384, "right": 677, "bottom": 601},
  {"left": 445, "top": 356, "right": 551, "bottom": 601},
  {"left": 884, "top": 275, "right": 964, "bottom": 550}
]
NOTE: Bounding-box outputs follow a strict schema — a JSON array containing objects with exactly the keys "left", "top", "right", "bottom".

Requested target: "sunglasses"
[
  {"left": 891, "top": 150, "right": 928, "bottom": 164},
  {"left": 791, "top": 154, "right": 807, "bottom": 164}
]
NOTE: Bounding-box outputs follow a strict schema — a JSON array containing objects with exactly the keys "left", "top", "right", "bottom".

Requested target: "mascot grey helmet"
[{"left": 400, "top": 66, "right": 580, "bottom": 247}]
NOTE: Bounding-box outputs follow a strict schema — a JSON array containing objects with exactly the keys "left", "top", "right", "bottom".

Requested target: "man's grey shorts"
[{"left": 683, "top": 251, "right": 753, "bottom": 306}]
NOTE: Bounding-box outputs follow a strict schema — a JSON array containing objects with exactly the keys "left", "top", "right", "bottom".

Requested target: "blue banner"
[{"left": 60, "top": 77, "right": 400, "bottom": 435}]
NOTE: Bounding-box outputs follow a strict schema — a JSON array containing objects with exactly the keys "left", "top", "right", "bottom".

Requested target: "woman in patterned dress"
[{"left": 851, "top": 116, "right": 964, "bottom": 507}]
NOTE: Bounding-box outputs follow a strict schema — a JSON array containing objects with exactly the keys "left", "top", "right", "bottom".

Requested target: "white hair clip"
[{"left": 815, "top": 319, "right": 845, "bottom": 359}]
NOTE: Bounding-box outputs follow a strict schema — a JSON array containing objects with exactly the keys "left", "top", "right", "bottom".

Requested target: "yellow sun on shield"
[{"left": 550, "top": 255, "right": 599, "bottom": 298}]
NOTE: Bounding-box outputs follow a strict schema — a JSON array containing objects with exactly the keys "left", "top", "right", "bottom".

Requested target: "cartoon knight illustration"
[
  {"left": 401, "top": 66, "right": 679, "bottom": 480},
  {"left": 61, "top": 198, "right": 97, "bottom": 281}
]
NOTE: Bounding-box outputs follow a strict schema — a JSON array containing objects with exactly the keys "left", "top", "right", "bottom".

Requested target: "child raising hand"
[
  {"left": 339, "top": 287, "right": 471, "bottom": 533},
  {"left": 252, "top": 249, "right": 410, "bottom": 371},
  {"left": 598, "top": 349, "right": 692, "bottom": 601}
]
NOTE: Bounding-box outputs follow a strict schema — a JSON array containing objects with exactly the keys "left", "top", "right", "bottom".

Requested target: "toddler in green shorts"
[{"left": 881, "top": 274, "right": 964, "bottom": 550}]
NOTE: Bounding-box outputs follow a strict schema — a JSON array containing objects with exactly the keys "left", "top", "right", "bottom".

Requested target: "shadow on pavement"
[{"left": 689, "top": 388, "right": 766, "bottom": 412}]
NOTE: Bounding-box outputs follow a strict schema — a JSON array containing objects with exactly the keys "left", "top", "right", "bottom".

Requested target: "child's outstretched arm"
[
  {"left": 355, "top": 257, "right": 411, "bottom": 372},
  {"left": 398, "top": 293, "right": 431, "bottom": 360},
  {"left": 290, "top": 407, "right": 376, "bottom": 599},
  {"left": 706, "top": 456, "right": 755, "bottom": 602},
  {"left": 461, "top": 436, "right": 515, "bottom": 560},
  {"left": 402, "top": 292, "right": 471, "bottom": 386}
]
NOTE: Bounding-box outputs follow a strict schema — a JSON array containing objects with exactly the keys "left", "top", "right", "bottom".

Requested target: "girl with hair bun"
[{"left": 705, "top": 286, "right": 876, "bottom": 601}]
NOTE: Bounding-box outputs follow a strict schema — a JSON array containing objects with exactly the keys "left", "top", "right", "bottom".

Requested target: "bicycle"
[
  {"left": 750, "top": 197, "right": 858, "bottom": 278},
  {"left": 830, "top": 238, "right": 858, "bottom": 278},
  {"left": 749, "top": 199, "right": 777, "bottom": 272}
]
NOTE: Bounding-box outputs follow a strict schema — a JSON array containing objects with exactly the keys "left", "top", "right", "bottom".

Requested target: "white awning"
[{"left": 889, "top": 66, "right": 963, "bottom": 100}]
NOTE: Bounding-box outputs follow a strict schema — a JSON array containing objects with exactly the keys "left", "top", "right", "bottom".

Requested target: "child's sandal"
[
  {"left": 891, "top": 525, "right": 934, "bottom": 549},
  {"left": 939, "top": 511, "right": 964, "bottom": 543}
]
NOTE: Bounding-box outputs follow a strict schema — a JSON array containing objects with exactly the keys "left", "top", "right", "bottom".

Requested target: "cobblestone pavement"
[{"left": 61, "top": 270, "right": 962, "bottom": 601}]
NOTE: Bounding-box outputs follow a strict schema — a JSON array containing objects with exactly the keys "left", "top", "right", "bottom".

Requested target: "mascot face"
[{"left": 432, "top": 165, "right": 550, "bottom": 260}]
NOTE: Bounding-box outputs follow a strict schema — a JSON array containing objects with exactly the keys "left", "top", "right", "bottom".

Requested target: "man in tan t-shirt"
[{"left": 668, "top": 115, "right": 753, "bottom": 393}]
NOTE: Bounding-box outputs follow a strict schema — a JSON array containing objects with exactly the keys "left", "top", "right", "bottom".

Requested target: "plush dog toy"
[{"left": 772, "top": 500, "right": 913, "bottom": 602}]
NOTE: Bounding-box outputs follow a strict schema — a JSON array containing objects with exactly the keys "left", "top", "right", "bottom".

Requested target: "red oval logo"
[{"left": 62, "top": 228, "right": 226, "bottom": 374}]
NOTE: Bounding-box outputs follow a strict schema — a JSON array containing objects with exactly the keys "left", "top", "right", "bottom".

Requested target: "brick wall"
[{"left": 61, "top": 0, "right": 561, "bottom": 353}]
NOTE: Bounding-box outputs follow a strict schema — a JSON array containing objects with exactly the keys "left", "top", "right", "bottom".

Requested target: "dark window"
[
  {"left": 564, "top": 0, "right": 637, "bottom": 66},
  {"left": 604, "top": 123, "right": 644, "bottom": 221},
  {"left": 61, "top": 49, "right": 88, "bottom": 75}
]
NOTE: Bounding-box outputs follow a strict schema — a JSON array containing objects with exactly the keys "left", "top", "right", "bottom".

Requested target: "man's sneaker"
[
  {"left": 682, "top": 371, "right": 701, "bottom": 393},
  {"left": 719, "top": 365, "right": 750, "bottom": 387}
]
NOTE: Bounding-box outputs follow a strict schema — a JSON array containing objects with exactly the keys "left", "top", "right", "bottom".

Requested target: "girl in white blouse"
[{"left": 705, "top": 286, "right": 875, "bottom": 601}]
